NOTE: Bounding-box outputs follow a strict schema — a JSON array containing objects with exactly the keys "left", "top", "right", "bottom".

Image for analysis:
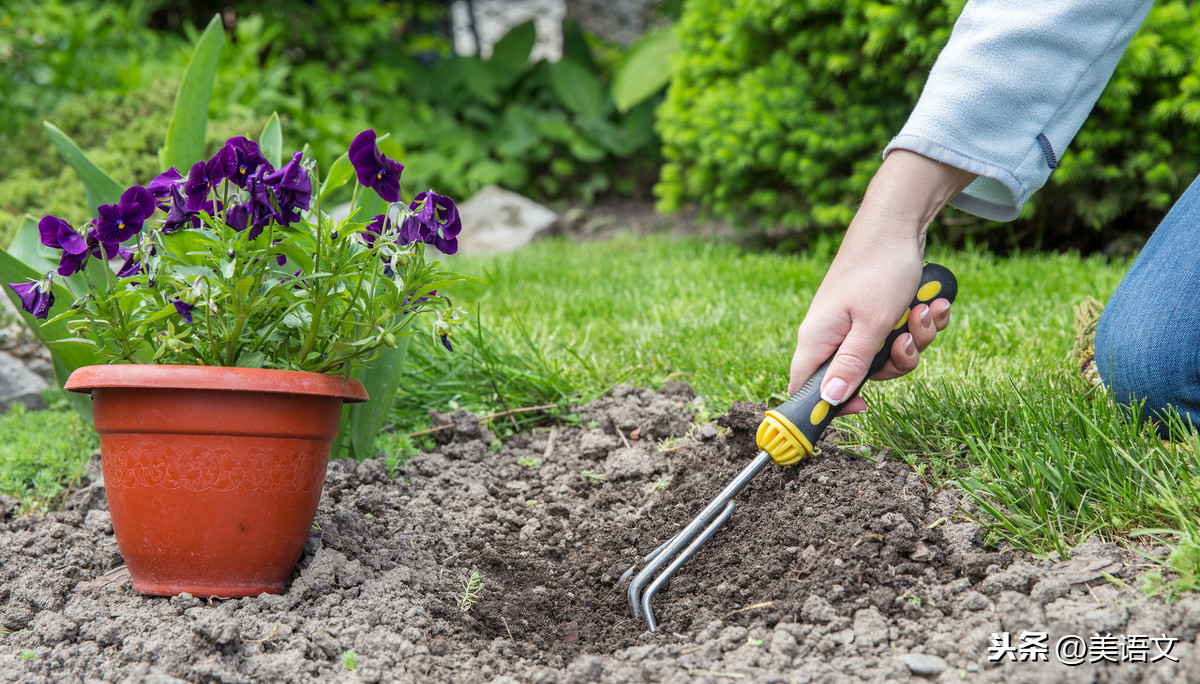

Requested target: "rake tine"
[
  {"left": 640, "top": 500, "right": 736, "bottom": 632},
  {"left": 625, "top": 451, "right": 773, "bottom": 630}
]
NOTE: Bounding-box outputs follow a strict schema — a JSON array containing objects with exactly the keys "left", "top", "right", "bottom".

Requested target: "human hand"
[{"left": 786, "top": 151, "right": 974, "bottom": 415}]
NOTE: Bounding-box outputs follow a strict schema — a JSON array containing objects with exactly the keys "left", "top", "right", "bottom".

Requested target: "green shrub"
[
  {"left": 0, "top": 0, "right": 179, "bottom": 139},
  {"left": 657, "top": 0, "right": 1200, "bottom": 250}
]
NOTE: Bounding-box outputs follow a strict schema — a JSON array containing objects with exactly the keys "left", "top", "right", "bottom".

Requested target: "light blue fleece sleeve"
[{"left": 882, "top": 0, "right": 1156, "bottom": 221}]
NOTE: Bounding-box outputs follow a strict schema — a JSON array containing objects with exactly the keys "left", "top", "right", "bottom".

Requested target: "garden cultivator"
[{"left": 623, "top": 263, "right": 958, "bottom": 631}]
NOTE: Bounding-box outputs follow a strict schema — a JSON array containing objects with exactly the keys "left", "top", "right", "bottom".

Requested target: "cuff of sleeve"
[{"left": 883, "top": 134, "right": 1028, "bottom": 222}]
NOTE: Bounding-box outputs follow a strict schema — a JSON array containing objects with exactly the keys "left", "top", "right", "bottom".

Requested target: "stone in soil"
[{"left": 1, "top": 385, "right": 1197, "bottom": 683}]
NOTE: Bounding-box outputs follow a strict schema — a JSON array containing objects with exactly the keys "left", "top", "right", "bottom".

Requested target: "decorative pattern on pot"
[{"left": 101, "top": 442, "right": 326, "bottom": 493}]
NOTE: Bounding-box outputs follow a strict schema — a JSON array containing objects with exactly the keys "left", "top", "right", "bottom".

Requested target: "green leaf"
[
  {"left": 43, "top": 122, "right": 125, "bottom": 210},
  {"left": 487, "top": 20, "right": 536, "bottom": 88},
  {"left": 160, "top": 14, "right": 225, "bottom": 171},
  {"left": 319, "top": 153, "right": 354, "bottom": 200},
  {"left": 259, "top": 112, "right": 282, "bottom": 170},
  {"left": 576, "top": 115, "right": 633, "bottom": 157},
  {"left": 336, "top": 326, "right": 410, "bottom": 459},
  {"left": 457, "top": 57, "right": 501, "bottom": 108},
  {"left": 0, "top": 248, "right": 102, "bottom": 422},
  {"left": 611, "top": 27, "right": 678, "bottom": 113},
  {"left": 7, "top": 218, "right": 59, "bottom": 275},
  {"left": 562, "top": 21, "right": 596, "bottom": 71},
  {"left": 549, "top": 59, "right": 607, "bottom": 116}
]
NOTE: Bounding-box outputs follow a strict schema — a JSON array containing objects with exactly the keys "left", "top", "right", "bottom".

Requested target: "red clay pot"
[{"left": 65, "top": 364, "right": 368, "bottom": 597}]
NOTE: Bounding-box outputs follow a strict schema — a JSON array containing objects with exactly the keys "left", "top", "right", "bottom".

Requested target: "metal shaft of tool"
[{"left": 626, "top": 450, "right": 773, "bottom": 629}]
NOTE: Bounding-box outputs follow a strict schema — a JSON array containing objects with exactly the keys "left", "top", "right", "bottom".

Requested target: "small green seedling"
[
  {"left": 652, "top": 477, "right": 670, "bottom": 492},
  {"left": 580, "top": 470, "right": 607, "bottom": 483},
  {"left": 517, "top": 455, "right": 542, "bottom": 469},
  {"left": 490, "top": 438, "right": 503, "bottom": 453},
  {"left": 746, "top": 637, "right": 764, "bottom": 648},
  {"left": 457, "top": 570, "right": 484, "bottom": 612},
  {"left": 657, "top": 436, "right": 683, "bottom": 452},
  {"left": 525, "top": 499, "right": 537, "bottom": 507},
  {"left": 374, "top": 431, "right": 419, "bottom": 478},
  {"left": 20, "top": 650, "right": 35, "bottom": 661},
  {"left": 341, "top": 650, "right": 358, "bottom": 670}
]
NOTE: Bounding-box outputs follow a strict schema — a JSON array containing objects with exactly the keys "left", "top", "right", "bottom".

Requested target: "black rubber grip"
[{"left": 771, "top": 263, "right": 958, "bottom": 452}]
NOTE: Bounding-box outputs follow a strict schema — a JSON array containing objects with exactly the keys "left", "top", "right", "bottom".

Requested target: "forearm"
[{"left": 841, "top": 150, "right": 977, "bottom": 254}]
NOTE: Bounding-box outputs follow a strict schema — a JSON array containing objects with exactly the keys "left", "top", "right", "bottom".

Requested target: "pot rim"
[{"left": 64, "top": 364, "right": 369, "bottom": 403}]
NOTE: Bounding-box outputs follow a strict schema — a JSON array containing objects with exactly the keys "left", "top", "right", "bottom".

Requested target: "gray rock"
[
  {"left": 1030, "top": 577, "right": 1071, "bottom": 604},
  {"left": 0, "top": 349, "right": 47, "bottom": 411},
  {"left": 602, "top": 446, "right": 660, "bottom": 480},
  {"left": 456, "top": 185, "right": 558, "bottom": 255},
  {"left": 852, "top": 607, "right": 889, "bottom": 649},
  {"left": 801, "top": 594, "right": 837, "bottom": 623},
  {"left": 903, "top": 653, "right": 949, "bottom": 677}
]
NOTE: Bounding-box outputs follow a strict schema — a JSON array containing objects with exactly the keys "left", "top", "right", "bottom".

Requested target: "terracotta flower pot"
[{"left": 65, "top": 364, "right": 368, "bottom": 597}]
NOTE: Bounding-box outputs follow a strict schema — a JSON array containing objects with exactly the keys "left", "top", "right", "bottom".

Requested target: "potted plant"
[{"left": 7, "top": 128, "right": 469, "bottom": 597}]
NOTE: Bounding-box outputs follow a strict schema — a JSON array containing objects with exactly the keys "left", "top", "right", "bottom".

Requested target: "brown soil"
[{"left": 1, "top": 384, "right": 1197, "bottom": 683}]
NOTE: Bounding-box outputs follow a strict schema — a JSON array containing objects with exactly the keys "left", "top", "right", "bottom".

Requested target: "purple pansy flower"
[
  {"left": 183, "top": 146, "right": 235, "bottom": 212},
  {"left": 116, "top": 249, "right": 141, "bottom": 278},
  {"left": 94, "top": 186, "right": 155, "bottom": 249},
  {"left": 163, "top": 184, "right": 221, "bottom": 234},
  {"left": 227, "top": 167, "right": 278, "bottom": 239},
  {"left": 146, "top": 168, "right": 183, "bottom": 210},
  {"left": 264, "top": 152, "right": 311, "bottom": 225},
  {"left": 401, "top": 191, "right": 462, "bottom": 255},
  {"left": 362, "top": 214, "right": 393, "bottom": 248},
  {"left": 172, "top": 298, "right": 195, "bottom": 325},
  {"left": 7, "top": 278, "right": 54, "bottom": 319},
  {"left": 348, "top": 129, "right": 403, "bottom": 202},
  {"left": 38, "top": 215, "right": 90, "bottom": 276},
  {"left": 224, "top": 137, "right": 274, "bottom": 188},
  {"left": 86, "top": 224, "right": 120, "bottom": 261}
]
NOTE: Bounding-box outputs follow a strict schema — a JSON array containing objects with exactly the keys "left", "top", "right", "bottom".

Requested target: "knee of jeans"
[{"left": 1095, "top": 308, "right": 1195, "bottom": 428}]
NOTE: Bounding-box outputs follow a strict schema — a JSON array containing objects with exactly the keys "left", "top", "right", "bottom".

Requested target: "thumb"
[{"left": 818, "top": 324, "right": 890, "bottom": 407}]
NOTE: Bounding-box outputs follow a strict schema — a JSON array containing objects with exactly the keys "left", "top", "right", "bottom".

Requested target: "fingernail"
[
  {"left": 903, "top": 334, "right": 914, "bottom": 352},
  {"left": 821, "top": 377, "right": 849, "bottom": 406}
]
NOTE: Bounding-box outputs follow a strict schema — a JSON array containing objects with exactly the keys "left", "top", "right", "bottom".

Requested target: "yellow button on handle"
[{"left": 757, "top": 263, "right": 958, "bottom": 466}]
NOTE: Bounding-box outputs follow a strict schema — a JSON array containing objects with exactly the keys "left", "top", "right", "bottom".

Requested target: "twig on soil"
[
  {"left": 407, "top": 404, "right": 558, "bottom": 437},
  {"left": 721, "top": 601, "right": 774, "bottom": 621},
  {"left": 851, "top": 533, "right": 884, "bottom": 548},
  {"left": 543, "top": 425, "right": 558, "bottom": 461},
  {"left": 501, "top": 616, "right": 514, "bottom": 641},
  {"left": 615, "top": 426, "right": 631, "bottom": 449},
  {"left": 689, "top": 671, "right": 746, "bottom": 680},
  {"left": 926, "top": 517, "right": 948, "bottom": 529}
]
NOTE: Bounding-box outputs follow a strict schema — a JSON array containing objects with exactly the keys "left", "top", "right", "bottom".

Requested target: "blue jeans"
[{"left": 1095, "top": 172, "right": 1200, "bottom": 435}]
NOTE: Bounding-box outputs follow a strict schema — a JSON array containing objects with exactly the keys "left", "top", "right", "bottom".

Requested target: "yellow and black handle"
[{"left": 756, "top": 263, "right": 957, "bottom": 466}]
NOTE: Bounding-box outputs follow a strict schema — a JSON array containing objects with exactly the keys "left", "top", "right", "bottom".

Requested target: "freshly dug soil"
[{"left": 1, "top": 384, "right": 1197, "bottom": 683}]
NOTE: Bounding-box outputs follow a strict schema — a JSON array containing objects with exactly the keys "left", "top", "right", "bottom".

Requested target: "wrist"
[{"left": 858, "top": 150, "right": 978, "bottom": 235}]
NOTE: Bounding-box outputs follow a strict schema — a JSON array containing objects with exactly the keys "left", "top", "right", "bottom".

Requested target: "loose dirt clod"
[{"left": 1, "top": 384, "right": 1197, "bottom": 682}]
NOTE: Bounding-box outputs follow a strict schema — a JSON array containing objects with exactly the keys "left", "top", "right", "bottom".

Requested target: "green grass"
[
  {"left": 0, "top": 402, "right": 98, "bottom": 510},
  {"left": 406, "top": 234, "right": 1199, "bottom": 587}
]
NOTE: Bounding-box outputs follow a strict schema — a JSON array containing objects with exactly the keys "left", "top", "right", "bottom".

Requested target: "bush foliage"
[{"left": 656, "top": 0, "right": 1200, "bottom": 250}]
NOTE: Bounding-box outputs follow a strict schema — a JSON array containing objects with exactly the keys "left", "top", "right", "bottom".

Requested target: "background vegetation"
[{"left": 655, "top": 0, "right": 1200, "bottom": 252}]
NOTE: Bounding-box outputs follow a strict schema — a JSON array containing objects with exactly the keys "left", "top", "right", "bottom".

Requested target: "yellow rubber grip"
[{"left": 756, "top": 410, "right": 814, "bottom": 466}]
